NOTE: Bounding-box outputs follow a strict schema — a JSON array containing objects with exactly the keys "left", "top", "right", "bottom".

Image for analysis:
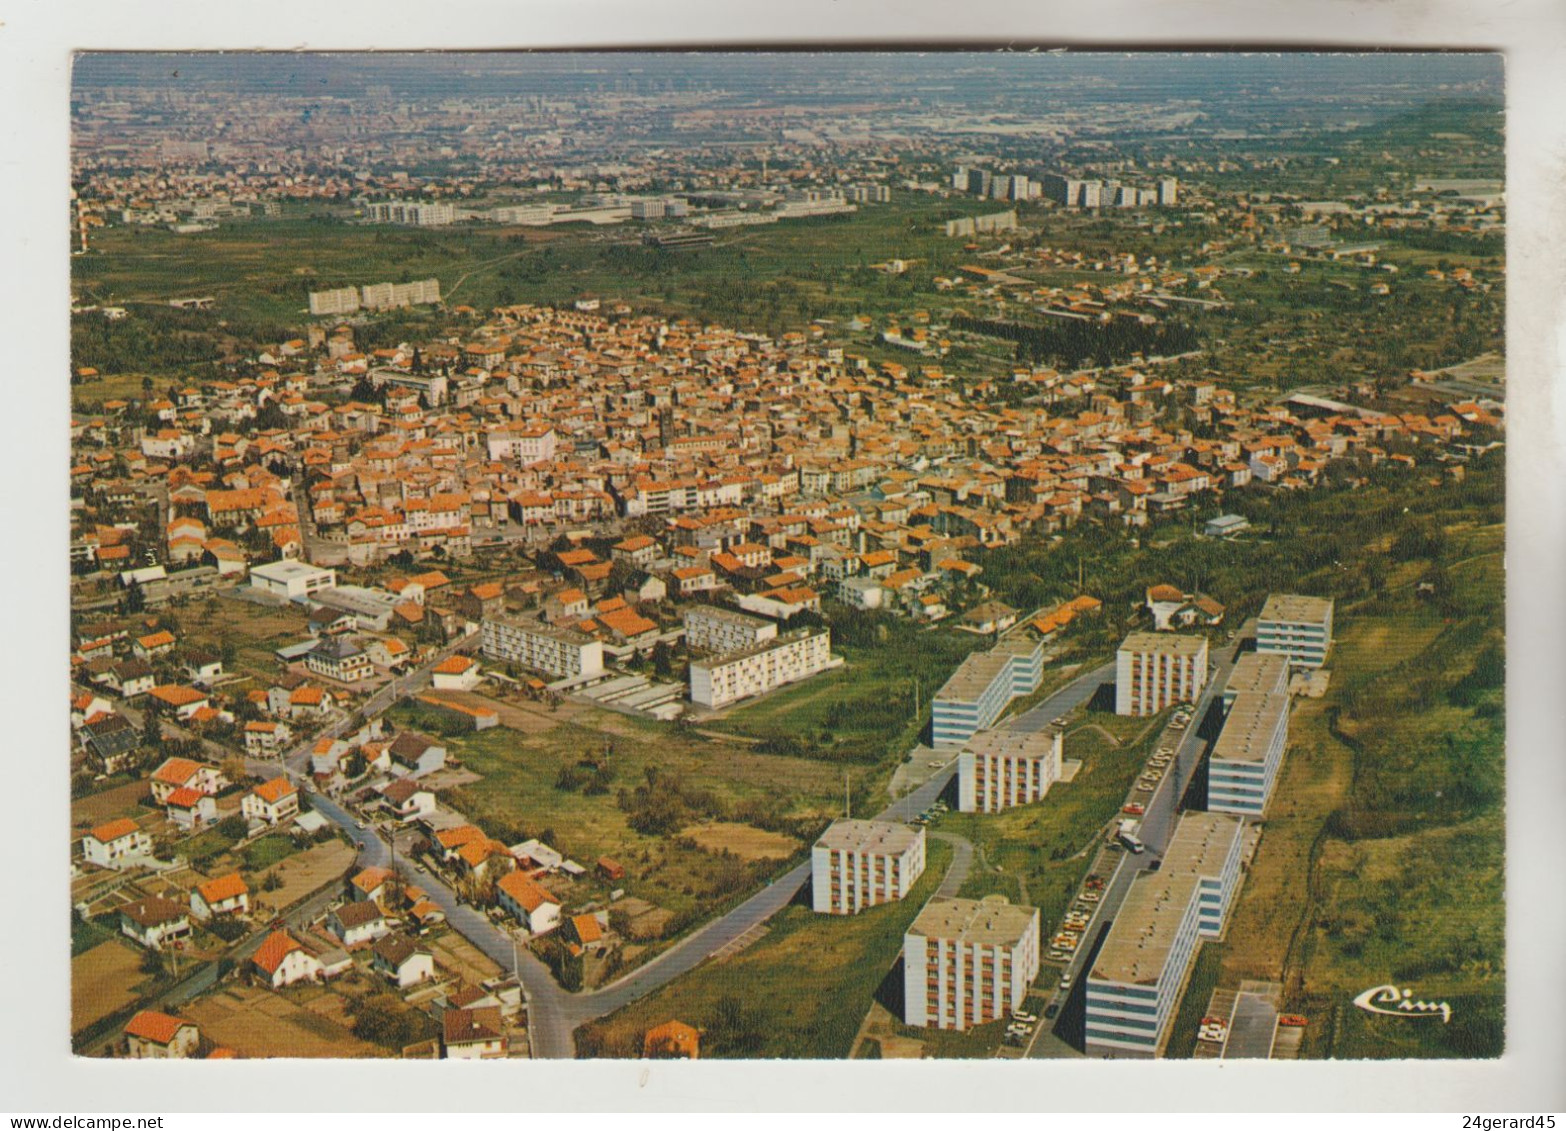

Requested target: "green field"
[{"left": 575, "top": 839, "right": 953, "bottom": 1059}]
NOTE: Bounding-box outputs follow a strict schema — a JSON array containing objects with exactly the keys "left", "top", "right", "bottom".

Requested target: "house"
[
  {"left": 495, "top": 871, "right": 562, "bottom": 936},
  {"left": 182, "top": 651, "right": 225, "bottom": 687},
  {"left": 82, "top": 818, "right": 153, "bottom": 869},
  {"left": 305, "top": 637, "right": 373, "bottom": 683},
  {"left": 443, "top": 1007, "right": 507, "bottom": 1059},
  {"left": 242, "top": 777, "right": 300, "bottom": 826},
  {"left": 119, "top": 897, "right": 192, "bottom": 951},
  {"left": 366, "top": 636, "right": 412, "bottom": 669},
  {"left": 643, "top": 1019, "right": 701, "bottom": 1060},
  {"left": 71, "top": 692, "right": 114, "bottom": 729},
  {"left": 104, "top": 660, "right": 156, "bottom": 699},
  {"left": 329, "top": 900, "right": 390, "bottom": 947},
  {"left": 380, "top": 777, "right": 436, "bottom": 821},
  {"left": 243, "top": 720, "right": 293, "bottom": 756},
  {"left": 563, "top": 913, "right": 608, "bottom": 954},
  {"left": 124, "top": 1010, "right": 200, "bottom": 1059},
  {"left": 148, "top": 684, "right": 212, "bottom": 720},
  {"left": 191, "top": 872, "right": 250, "bottom": 920},
  {"left": 252, "top": 930, "right": 323, "bottom": 988},
  {"left": 371, "top": 935, "right": 436, "bottom": 988},
  {"left": 81, "top": 712, "right": 141, "bottom": 772},
  {"left": 430, "top": 654, "right": 482, "bottom": 691},
  {"left": 388, "top": 731, "right": 447, "bottom": 778},
  {"left": 165, "top": 786, "right": 218, "bottom": 830},
  {"left": 132, "top": 630, "right": 177, "bottom": 660},
  {"left": 349, "top": 866, "right": 396, "bottom": 905},
  {"left": 287, "top": 685, "right": 334, "bottom": 718}
]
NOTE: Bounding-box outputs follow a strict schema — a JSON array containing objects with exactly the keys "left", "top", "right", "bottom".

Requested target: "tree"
[{"left": 216, "top": 814, "right": 249, "bottom": 842}]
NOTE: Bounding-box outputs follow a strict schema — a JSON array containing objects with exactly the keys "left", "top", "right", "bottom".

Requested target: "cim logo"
[{"left": 1352, "top": 983, "right": 1452, "bottom": 1024}]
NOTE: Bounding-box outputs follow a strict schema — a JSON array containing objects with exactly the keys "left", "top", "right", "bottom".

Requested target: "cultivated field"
[
  {"left": 182, "top": 984, "right": 387, "bottom": 1058},
  {"left": 72, "top": 939, "right": 150, "bottom": 1034}
]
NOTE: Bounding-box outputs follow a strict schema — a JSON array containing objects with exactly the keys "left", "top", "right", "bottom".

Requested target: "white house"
[
  {"left": 242, "top": 777, "right": 301, "bottom": 826},
  {"left": 372, "top": 935, "right": 437, "bottom": 988},
  {"left": 329, "top": 900, "right": 390, "bottom": 947},
  {"left": 387, "top": 731, "right": 447, "bottom": 778},
  {"left": 430, "top": 654, "right": 482, "bottom": 690},
  {"left": 252, "top": 931, "right": 323, "bottom": 988},
  {"left": 495, "top": 871, "right": 562, "bottom": 936},
  {"left": 119, "top": 897, "right": 192, "bottom": 951},
  {"left": 82, "top": 818, "right": 154, "bottom": 869},
  {"left": 190, "top": 873, "right": 250, "bottom": 921},
  {"left": 124, "top": 1010, "right": 200, "bottom": 1059}
]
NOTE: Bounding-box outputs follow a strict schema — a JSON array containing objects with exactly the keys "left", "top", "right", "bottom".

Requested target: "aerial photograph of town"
[{"left": 65, "top": 50, "right": 1507, "bottom": 1065}]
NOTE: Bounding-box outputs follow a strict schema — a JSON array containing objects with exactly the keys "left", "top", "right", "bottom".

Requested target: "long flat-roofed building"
[
  {"left": 688, "top": 627, "right": 834, "bottom": 709},
  {"left": 249, "top": 560, "right": 337, "bottom": 602},
  {"left": 1256, "top": 593, "right": 1334, "bottom": 669},
  {"left": 1115, "top": 631, "right": 1210, "bottom": 717},
  {"left": 1085, "top": 812, "right": 1246, "bottom": 1057},
  {"left": 1208, "top": 687, "right": 1290, "bottom": 817},
  {"left": 903, "top": 895, "right": 1041, "bottom": 1031},
  {"left": 931, "top": 628, "right": 1045, "bottom": 746},
  {"left": 811, "top": 818, "right": 926, "bottom": 915},
  {"left": 958, "top": 727, "right": 1064, "bottom": 813},
  {"left": 1221, "top": 651, "right": 1290, "bottom": 706},
  {"left": 682, "top": 604, "right": 778, "bottom": 655},
  {"left": 480, "top": 613, "right": 604, "bottom": 680}
]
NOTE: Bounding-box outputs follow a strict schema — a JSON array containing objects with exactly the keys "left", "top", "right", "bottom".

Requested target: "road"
[
  {"left": 120, "top": 638, "right": 1121, "bottom": 1057},
  {"left": 1026, "top": 626, "right": 1251, "bottom": 1058},
  {"left": 1008, "top": 660, "right": 1117, "bottom": 733}
]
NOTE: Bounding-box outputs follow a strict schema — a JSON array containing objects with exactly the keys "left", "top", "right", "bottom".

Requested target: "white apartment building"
[
  {"left": 360, "top": 278, "right": 442, "bottom": 310},
  {"left": 903, "top": 896, "right": 1041, "bottom": 1031},
  {"left": 958, "top": 727, "right": 1064, "bottom": 814},
  {"left": 481, "top": 613, "right": 604, "bottom": 680},
  {"left": 1085, "top": 812, "right": 1245, "bottom": 1057},
  {"left": 682, "top": 604, "right": 777, "bottom": 655},
  {"left": 364, "top": 201, "right": 455, "bottom": 226},
  {"left": 1256, "top": 593, "right": 1335, "bottom": 669},
  {"left": 486, "top": 425, "right": 558, "bottom": 465},
  {"left": 688, "top": 628, "right": 835, "bottom": 710},
  {"left": 1209, "top": 677, "right": 1291, "bottom": 818},
  {"left": 930, "top": 630, "right": 1045, "bottom": 746},
  {"left": 812, "top": 819, "right": 927, "bottom": 915},
  {"left": 1115, "top": 631, "right": 1210, "bottom": 716},
  {"left": 249, "top": 560, "right": 337, "bottom": 602},
  {"left": 308, "top": 286, "right": 361, "bottom": 316}
]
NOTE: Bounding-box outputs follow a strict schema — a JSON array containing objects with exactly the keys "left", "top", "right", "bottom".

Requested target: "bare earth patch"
[
  {"left": 181, "top": 985, "right": 386, "bottom": 1058},
  {"left": 72, "top": 938, "right": 146, "bottom": 1033},
  {"left": 682, "top": 822, "right": 801, "bottom": 862}
]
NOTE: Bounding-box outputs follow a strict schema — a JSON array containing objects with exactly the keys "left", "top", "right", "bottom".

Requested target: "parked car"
[
  {"left": 1278, "top": 1015, "right": 1309, "bottom": 1028},
  {"left": 1044, "top": 1003, "right": 1060, "bottom": 1020},
  {"left": 1059, "top": 974, "right": 1073, "bottom": 990},
  {"left": 1122, "top": 803, "right": 1145, "bottom": 816}
]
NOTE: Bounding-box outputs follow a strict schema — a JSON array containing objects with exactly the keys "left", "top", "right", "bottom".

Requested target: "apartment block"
[
  {"left": 1209, "top": 659, "right": 1291, "bottom": 817},
  {"left": 688, "top": 627, "right": 834, "bottom": 709},
  {"left": 1115, "top": 631, "right": 1210, "bottom": 717},
  {"left": 682, "top": 604, "right": 778, "bottom": 655},
  {"left": 811, "top": 818, "right": 926, "bottom": 915},
  {"left": 931, "top": 630, "right": 1045, "bottom": 746},
  {"left": 1256, "top": 593, "right": 1335, "bottom": 669},
  {"left": 480, "top": 613, "right": 604, "bottom": 680},
  {"left": 903, "top": 896, "right": 1041, "bottom": 1031},
  {"left": 1085, "top": 812, "right": 1245, "bottom": 1057},
  {"left": 958, "top": 727, "right": 1063, "bottom": 814}
]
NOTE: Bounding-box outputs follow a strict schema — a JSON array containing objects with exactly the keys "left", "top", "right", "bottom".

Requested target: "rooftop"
[
  {"left": 963, "top": 727, "right": 1061, "bottom": 761},
  {"left": 934, "top": 649, "right": 1014, "bottom": 702},
  {"left": 907, "top": 895, "right": 1038, "bottom": 947},
  {"left": 1211, "top": 689, "right": 1289, "bottom": 764},
  {"left": 815, "top": 817, "right": 923, "bottom": 856},
  {"left": 1118, "top": 631, "right": 1209, "bottom": 657},
  {"left": 1258, "top": 593, "right": 1334, "bottom": 626}
]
